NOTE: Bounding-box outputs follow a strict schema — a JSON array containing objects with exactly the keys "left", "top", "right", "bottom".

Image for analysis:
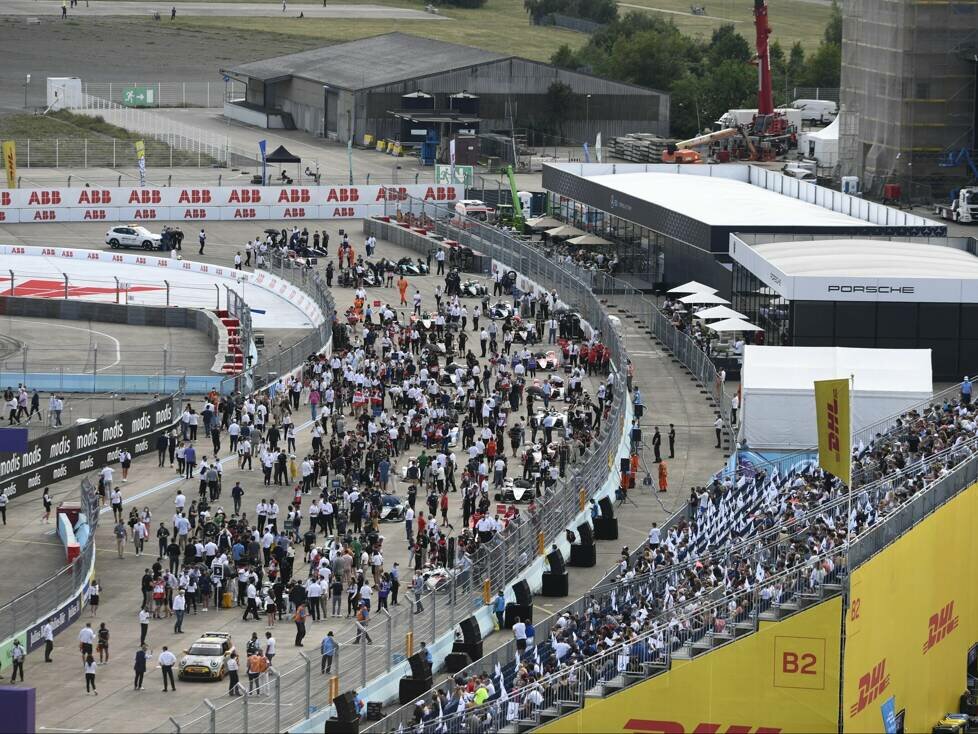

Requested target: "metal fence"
[
  {"left": 81, "top": 81, "right": 246, "bottom": 109},
  {"left": 64, "top": 94, "right": 260, "bottom": 169},
  {"left": 791, "top": 87, "right": 840, "bottom": 104},
  {"left": 150, "top": 204, "right": 631, "bottom": 733},
  {"left": 0, "top": 476, "right": 99, "bottom": 644},
  {"left": 6, "top": 137, "right": 227, "bottom": 169}
]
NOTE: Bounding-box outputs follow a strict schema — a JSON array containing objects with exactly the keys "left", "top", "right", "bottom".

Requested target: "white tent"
[
  {"left": 693, "top": 305, "right": 747, "bottom": 321},
  {"left": 799, "top": 116, "right": 839, "bottom": 167},
  {"left": 741, "top": 345, "right": 933, "bottom": 450},
  {"left": 668, "top": 280, "right": 716, "bottom": 294},
  {"left": 706, "top": 317, "right": 762, "bottom": 332},
  {"left": 679, "top": 292, "right": 730, "bottom": 305},
  {"left": 567, "top": 234, "right": 612, "bottom": 246},
  {"left": 525, "top": 216, "right": 562, "bottom": 230},
  {"left": 545, "top": 225, "right": 587, "bottom": 239}
]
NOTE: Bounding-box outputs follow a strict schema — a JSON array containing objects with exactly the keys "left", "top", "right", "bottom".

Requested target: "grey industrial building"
[
  {"left": 222, "top": 33, "right": 668, "bottom": 145},
  {"left": 840, "top": 0, "right": 978, "bottom": 200}
]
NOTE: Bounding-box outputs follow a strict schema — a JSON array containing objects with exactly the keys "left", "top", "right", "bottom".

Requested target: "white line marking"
[
  {"left": 26, "top": 321, "right": 122, "bottom": 373},
  {"left": 38, "top": 728, "right": 94, "bottom": 733}
]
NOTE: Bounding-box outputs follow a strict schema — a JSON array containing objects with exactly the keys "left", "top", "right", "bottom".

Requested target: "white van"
[{"left": 790, "top": 99, "right": 838, "bottom": 124}]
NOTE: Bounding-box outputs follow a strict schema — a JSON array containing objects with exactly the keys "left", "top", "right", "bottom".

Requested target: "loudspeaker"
[
  {"left": 512, "top": 579, "right": 533, "bottom": 607},
  {"left": 333, "top": 691, "right": 359, "bottom": 723},
  {"left": 504, "top": 603, "right": 532, "bottom": 627},
  {"left": 594, "top": 516, "right": 619, "bottom": 540},
  {"left": 452, "top": 639, "right": 484, "bottom": 662},
  {"left": 324, "top": 719, "right": 359, "bottom": 734},
  {"left": 598, "top": 496, "right": 615, "bottom": 519},
  {"left": 546, "top": 549, "right": 566, "bottom": 576},
  {"left": 398, "top": 675, "right": 434, "bottom": 705},
  {"left": 569, "top": 543, "right": 596, "bottom": 567},
  {"left": 445, "top": 651, "right": 471, "bottom": 674},
  {"left": 541, "top": 572, "right": 568, "bottom": 597},
  {"left": 576, "top": 522, "right": 594, "bottom": 546},
  {"left": 619, "top": 457, "right": 630, "bottom": 473},
  {"left": 459, "top": 616, "right": 482, "bottom": 645},
  {"left": 407, "top": 652, "right": 429, "bottom": 679}
]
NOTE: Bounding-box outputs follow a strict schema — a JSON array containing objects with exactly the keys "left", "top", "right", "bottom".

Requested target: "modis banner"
[
  {"left": 814, "top": 378, "right": 850, "bottom": 486},
  {"left": 535, "top": 597, "right": 843, "bottom": 734},
  {"left": 843, "top": 481, "right": 978, "bottom": 733},
  {"left": 2, "top": 140, "right": 16, "bottom": 189}
]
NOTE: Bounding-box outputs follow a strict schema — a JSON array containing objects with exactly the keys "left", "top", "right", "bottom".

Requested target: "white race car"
[{"left": 178, "top": 632, "right": 235, "bottom": 681}]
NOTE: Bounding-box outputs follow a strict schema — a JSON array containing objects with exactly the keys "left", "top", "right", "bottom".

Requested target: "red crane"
[{"left": 753, "top": 0, "right": 774, "bottom": 115}]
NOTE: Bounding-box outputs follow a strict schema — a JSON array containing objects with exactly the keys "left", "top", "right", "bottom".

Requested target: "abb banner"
[
  {"left": 0, "top": 244, "right": 326, "bottom": 327},
  {"left": 0, "top": 185, "right": 459, "bottom": 224}
]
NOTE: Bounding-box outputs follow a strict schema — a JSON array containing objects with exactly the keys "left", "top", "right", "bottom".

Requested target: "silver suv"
[{"left": 105, "top": 225, "right": 162, "bottom": 250}]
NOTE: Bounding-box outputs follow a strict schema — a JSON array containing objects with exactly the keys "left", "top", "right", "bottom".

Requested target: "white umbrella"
[
  {"left": 693, "top": 305, "right": 747, "bottom": 321},
  {"left": 667, "top": 280, "right": 717, "bottom": 295},
  {"left": 567, "top": 234, "right": 612, "bottom": 246},
  {"left": 525, "top": 216, "right": 563, "bottom": 230},
  {"left": 679, "top": 292, "right": 730, "bottom": 305},
  {"left": 545, "top": 225, "right": 587, "bottom": 239},
  {"left": 706, "top": 317, "right": 763, "bottom": 332}
]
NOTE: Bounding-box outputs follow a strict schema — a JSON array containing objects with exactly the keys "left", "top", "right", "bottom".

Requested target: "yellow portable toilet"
[{"left": 363, "top": 133, "right": 375, "bottom": 147}]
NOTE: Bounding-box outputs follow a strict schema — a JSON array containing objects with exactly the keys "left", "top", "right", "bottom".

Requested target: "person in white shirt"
[
  {"left": 172, "top": 589, "right": 186, "bottom": 633},
  {"left": 78, "top": 623, "right": 96, "bottom": 662},
  {"left": 133, "top": 520, "right": 148, "bottom": 556},
  {"left": 158, "top": 646, "right": 177, "bottom": 691},
  {"left": 512, "top": 618, "right": 527, "bottom": 653},
  {"left": 42, "top": 619, "right": 55, "bottom": 662}
]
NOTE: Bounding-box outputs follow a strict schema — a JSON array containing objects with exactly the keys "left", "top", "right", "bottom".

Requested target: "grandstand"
[{"left": 367, "top": 379, "right": 978, "bottom": 733}]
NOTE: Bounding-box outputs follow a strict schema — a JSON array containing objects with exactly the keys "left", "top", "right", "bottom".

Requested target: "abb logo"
[
  {"left": 77, "top": 189, "right": 111, "bottom": 204},
  {"left": 10, "top": 246, "right": 26, "bottom": 254},
  {"left": 233, "top": 208, "right": 257, "bottom": 219},
  {"left": 332, "top": 207, "right": 355, "bottom": 217},
  {"left": 83, "top": 210, "right": 107, "bottom": 220},
  {"left": 923, "top": 601, "right": 959, "bottom": 654},
  {"left": 133, "top": 209, "right": 157, "bottom": 220},
  {"left": 227, "top": 189, "right": 262, "bottom": 204},
  {"left": 278, "top": 188, "right": 311, "bottom": 203},
  {"left": 178, "top": 189, "right": 212, "bottom": 204},
  {"left": 0, "top": 191, "right": 11, "bottom": 206},
  {"left": 326, "top": 188, "right": 359, "bottom": 202},
  {"left": 128, "top": 190, "right": 162, "bottom": 204},
  {"left": 184, "top": 209, "right": 208, "bottom": 219},
  {"left": 0, "top": 212, "right": 7, "bottom": 221},
  {"left": 283, "top": 208, "right": 306, "bottom": 218},
  {"left": 87, "top": 252, "right": 100, "bottom": 260},
  {"left": 28, "top": 191, "right": 61, "bottom": 206},
  {"left": 422, "top": 185, "right": 457, "bottom": 201},
  {"left": 849, "top": 659, "right": 890, "bottom": 717},
  {"left": 33, "top": 210, "right": 57, "bottom": 221},
  {"left": 624, "top": 720, "right": 781, "bottom": 734},
  {"left": 376, "top": 186, "right": 409, "bottom": 201}
]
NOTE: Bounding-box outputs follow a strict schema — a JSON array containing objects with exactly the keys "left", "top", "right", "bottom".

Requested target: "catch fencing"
[{"left": 81, "top": 80, "right": 246, "bottom": 109}]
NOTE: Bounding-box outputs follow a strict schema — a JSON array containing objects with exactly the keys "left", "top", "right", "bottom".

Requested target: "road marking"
[
  {"left": 39, "top": 728, "right": 94, "bottom": 733},
  {"left": 37, "top": 321, "right": 123, "bottom": 372}
]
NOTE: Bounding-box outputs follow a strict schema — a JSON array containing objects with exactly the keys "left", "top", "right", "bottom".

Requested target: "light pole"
[
  {"left": 585, "top": 94, "right": 591, "bottom": 143},
  {"left": 23, "top": 74, "right": 30, "bottom": 109}
]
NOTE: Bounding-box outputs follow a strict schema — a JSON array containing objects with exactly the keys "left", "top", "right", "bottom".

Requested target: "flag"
[
  {"left": 134, "top": 140, "right": 146, "bottom": 187},
  {"left": 258, "top": 139, "right": 267, "bottom": 185},
  {"left": 347, "top": 137, "right": 354, "bottom": 186},
  {"left": 449, "top": 138, "right": 456, "bottom": 186},
  {"left": 595, "top": 132, "right": 603, "bottom": 163},
  {"left": 582, "top": 142, "right": 590, "bottom": 163},
  {"left": 2, "top": 141, "right": 16, "bottom": 189},
  {"left": 814, "top": 378, "right": 851, "bottom": 486}
]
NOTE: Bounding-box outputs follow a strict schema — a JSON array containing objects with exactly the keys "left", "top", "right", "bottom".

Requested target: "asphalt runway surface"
[{"left": 3, "top": 0, "right": 444, "bottom": 19}]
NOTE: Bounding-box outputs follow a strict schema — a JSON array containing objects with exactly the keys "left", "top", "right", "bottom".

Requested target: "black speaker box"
[
  {"left": 445, "top": 651, "right": 471, "bottom": 674},
  {"left": 333, "top": 691, "right": 358, "bottom": 723},
  {"left": 407, "top": 652, "right": 430, "bottom": 679},
  {"left": 324, "top": 718, "right": 360, "bottom": 734},
  {"left": 504, "top": 603, "right": 532, "bottom": 627},
  {"left": 398, "top": 675, "right": 434, "bottom": 705},
  {"left": 569, "top": 543, "right": 596, "bottom": 567},
  {"left": 512, "top": 579, "right": 533, "bottom": 607},
  {"left": 598, "top": 496, "right": 615, "bottom": 519},
  {"left": 594, "top": 516, "right": 619, "bottom": 540},
  {"left": 546, "top": 549, "right": 566, "bottom": 575},
  {"left": 576, "top": 522, "right": 594, "bottom": 546},
  {"left": 452, "top": 640, "right": 484, "bottom": 662},
  {"left": 541, "top": 572, "right": 568, "bottom": 597},
  {"left": 459, "top": 616, "right": 482, "bottom": 644}
]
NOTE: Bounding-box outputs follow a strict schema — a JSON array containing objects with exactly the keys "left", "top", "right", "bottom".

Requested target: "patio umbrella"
[
  {"left": 667, "top": 280, "right": 717, "bottom": 295},
  {"left": 706, "top": 317, "right": 763, "bottom": 332},
  {"left": 545, "top": 225, "right": 587, "bottom": 239},
  {"left": 693, "top": 305, "right": 747, "bottom": 320},
  {"left": 525, "top": 216, "right": 563, "bottom": 230},
  {"left": 679, "top": 292, "right": 730, "bottom": 305},
  {"left": 567, "top": 234, "right": 612, "bottom": 246}
]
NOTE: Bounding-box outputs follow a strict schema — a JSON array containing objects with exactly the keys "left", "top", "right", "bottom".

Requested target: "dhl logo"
[
  {"left": 849, "top": 659, "right": 890, "bottom": 717},
  {"left": 923, "top": 601, "right": 959, "bottom": 654},
  {"left": 624, "top": 720, "right": 781, "bottom": 734},
  {"left": 825, "top": 390, "right": 841, "bottom": 459}
]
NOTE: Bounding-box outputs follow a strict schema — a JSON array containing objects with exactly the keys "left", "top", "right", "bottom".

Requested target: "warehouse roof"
[
  {"left": 585, "top": 172, "right": 872, "bottom": 228},
  {"left": 227, "top": 33, "right": 507, "bottom": 90},
  {"left": 752, "top": 239, "right": 978, "bottom": 278}
]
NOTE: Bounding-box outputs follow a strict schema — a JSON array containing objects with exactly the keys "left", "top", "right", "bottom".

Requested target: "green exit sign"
[{"left": 123, "top": 86, "right": 155, "bottom": 107}]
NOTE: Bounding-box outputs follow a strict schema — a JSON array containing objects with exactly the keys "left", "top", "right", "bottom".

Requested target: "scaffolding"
[{"left": 840, "top": 0, "right": 978, "bottom": 202}]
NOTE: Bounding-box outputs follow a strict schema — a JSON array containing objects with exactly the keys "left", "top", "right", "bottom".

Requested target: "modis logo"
[
  {"left": 28, "top": 191, "right": 61, "bottom": 206},
  {"left": 129, "top": 190, "right": 161, "bottom": 205},
  {"left": 923, "top": 601, "right": 959, "bottom": 654},
  {"left": 849, "top": 659, "right": 890, "bottom": 717},
  {"left": 624, "top": 720, "right": 781, "bottom": 734},
  {"left": 77, "top": 189, "right": 111, "bottom": 205},
  {"left": 278, "top": 188, "right": 311, "bottom": 203},
  {"left": 825, "top": 389, "right": 841, "bottom": 460},
  {"left": 178, "top": 189, "right": 212, "bottom": 204}
]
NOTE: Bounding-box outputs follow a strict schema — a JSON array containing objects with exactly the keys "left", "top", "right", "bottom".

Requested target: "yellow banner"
[
  {"left": 814, "top": 378, "right": 850, "bottom": 486},
  {"left": 2, "top": 140, "right": 16, "bottom": 189},
  {"left": 134, "top": 140, "right": 145, "bottom": 160}
]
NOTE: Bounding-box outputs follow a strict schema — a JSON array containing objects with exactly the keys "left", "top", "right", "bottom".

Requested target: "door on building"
[{"left": 324, "top": 91, "right": 339, "bottom": 138}]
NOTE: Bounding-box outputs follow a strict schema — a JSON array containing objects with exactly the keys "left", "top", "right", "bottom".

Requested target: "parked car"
[
  {"left": 178, "top": 633, "right": 235, "bottom": 681},
  {"left": 105, "top": 225, "right": 163, "bottom": 250}
]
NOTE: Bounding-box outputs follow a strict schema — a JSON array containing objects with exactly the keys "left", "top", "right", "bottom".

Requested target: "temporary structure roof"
[
  {"left": 567, "top": 234, "right": 612, "bottom": 246},
  {"left": 693, "top": 305, "right": 747, "bottom": 320},
  {"left": 545, "top": 225, "right": 587, "bottom": 239},
  {"left": 706, "top": 317, "right": 763, "bottom": 332},
  {"left": 668, "top": 280, "right": 717, "bottom": 294},
  {"left": 679, "top": 292, "right": 730, "bottom": 305},
  {"left": 525, "top": 216, "right": 563, "bottom": 230}
]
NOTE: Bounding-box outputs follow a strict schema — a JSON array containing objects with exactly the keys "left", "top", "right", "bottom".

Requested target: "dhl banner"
[
  {"left": 843, "top": 480, "right": 978, "bottom": 733},
  {"left": 2, "top": 140, "right": 16, "bottom": 189},
  {"left": 535, "top": 596, "right": 842, "bottom": 734},
  {"left": 814, "top": 378, "right": 851, "bottom": 486}
]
